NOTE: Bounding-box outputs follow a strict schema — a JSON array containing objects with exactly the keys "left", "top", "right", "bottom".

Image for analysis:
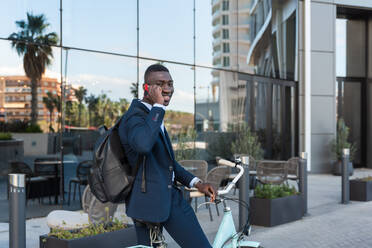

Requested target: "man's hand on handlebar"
[{"left": 195, "top": 182, "right": 216, "bottom": 202}]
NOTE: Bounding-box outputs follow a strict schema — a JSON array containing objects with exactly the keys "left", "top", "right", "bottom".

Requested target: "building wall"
[
  {"left": 0, "top": 76, "right": 62, "bottom": 122},
  {"left": 299, "top": 0, "right": 372, "bottom": 172}
]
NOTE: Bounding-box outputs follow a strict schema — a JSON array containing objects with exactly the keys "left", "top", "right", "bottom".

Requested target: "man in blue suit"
[{"left": 119, "top": 64, "right": 216, "bottom": 247}]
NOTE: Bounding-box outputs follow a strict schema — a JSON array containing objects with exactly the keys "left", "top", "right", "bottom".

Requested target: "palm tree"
[
  {"left": 73, "top": 86, "right": 87, "bottom": 127},
  {"left": 130, "top": 82, "right": 138, "bottom": 99},
  {"left": 9, "top": 13, "right": 58, "bottom": 124},
  {"left": 42, "top": 92, "right": 55, "bottom": 132},
  {"left": 85, "top": 94, "right": 99, "bottom": 127}
]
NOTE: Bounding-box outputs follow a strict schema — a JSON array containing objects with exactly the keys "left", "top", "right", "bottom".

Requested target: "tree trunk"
[
  {"left": 78, "top": 104, "right": 82, "bottom": 127},
  {"left": 30, "top": 78, "right": 38, "bottom": 124},
  {"left": 49, "top": 111, "right": 53, "bottom": 132}
]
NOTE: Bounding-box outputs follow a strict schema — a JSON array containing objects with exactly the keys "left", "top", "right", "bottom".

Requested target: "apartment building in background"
[
  {"left": 0, "top": 76, "right": 76, "bottom": 122},
  {"left": 199, "top": 0, "right": 253, "bottom": 132}
]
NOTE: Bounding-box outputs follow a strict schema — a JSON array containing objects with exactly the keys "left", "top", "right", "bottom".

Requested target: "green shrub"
[
  {"left": 231, "top": 124, "right": 264, "bottom": 160},
  {"left": 206, "top": 132, "right": 236, "bottom": 160},
  {"left": 173, "top": 129, "right": 200, "bottom": 161},
  {"left": 48, "top": 217, "right": 127, "bottom": 240},
  {"left": 254, "top": 184, "right": 298, "bottom": 199},
  {"left": 25, "top": 123, "right": 42, "bottom": 133},
  {"left": 0, "top": 132, "right": 12, "bottom": 140},
  {"left": 331, "top": 118, "right": 356, "bottom": 162},
  {"left": 0, "top": 120, "right": 42, "bottom": 133}
]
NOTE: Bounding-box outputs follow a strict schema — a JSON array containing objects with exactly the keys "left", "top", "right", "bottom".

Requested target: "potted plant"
[
  {"left": 231, "top": 124, "right": 264, "bottom": 160},
  {"left": 39, "top": 216, "right": 137, "bottom": 248},
  {"left": 250, "top": 184, "right": 303, "bottom": 227},
  {"left": 350, "top": 176, "right": 372, "bottom": 202},
  {"left": 330, "top": 118, "right": 355, "bottom": 176}
]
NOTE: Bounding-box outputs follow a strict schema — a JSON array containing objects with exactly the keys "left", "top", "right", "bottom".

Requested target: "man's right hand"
[{"left": 148, "top": 84, "right": 164, "bottom": 105}]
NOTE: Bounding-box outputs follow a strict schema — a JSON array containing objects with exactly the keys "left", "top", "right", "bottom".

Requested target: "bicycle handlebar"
[
  {"left": 217, "top": 158, "right": 236, "bottom": 168},
  {"left": 217, "top": 159, "right": 245, "bottom": 196}
]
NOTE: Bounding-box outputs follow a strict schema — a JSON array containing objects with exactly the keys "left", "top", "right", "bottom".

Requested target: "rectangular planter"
[
  {"left": 250, "top": 194, "right": 303, "bottom": 227},
  {"left": 350, "top": 180, "right": 372, "bottom": 201},
  {"left": 39, "top": 226, "right": 137, "bottom": 248}
]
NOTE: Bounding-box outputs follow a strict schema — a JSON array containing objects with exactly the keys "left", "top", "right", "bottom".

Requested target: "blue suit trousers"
[{"left": 134, "top": 187, "right": 212, "bottom": 248}]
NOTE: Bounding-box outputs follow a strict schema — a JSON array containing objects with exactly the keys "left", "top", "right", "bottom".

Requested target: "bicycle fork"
[{"left": 212, "top": 207, "right": 260, "bottom": 248}]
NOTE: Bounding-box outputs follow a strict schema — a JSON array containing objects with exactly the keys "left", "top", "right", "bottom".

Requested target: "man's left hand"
[{"left": 195, "top": 182, "right": 216, "bottom": 202}]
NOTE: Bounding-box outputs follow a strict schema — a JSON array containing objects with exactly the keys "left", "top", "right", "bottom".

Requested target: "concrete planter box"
[
  {"left": 39, "top": 226, "right": 137, "bottom": 248},
  {"left": 11, "top": 133, "right": 49, "bottom": 156},
  {"left": 250, "top": 194, "right": 303, "bottom": 227},
  {"left": 0, "top": 139, "right": 24, "bottom": 176},
  {"left": 350, "top": 180, "right": 372, "bottom": 202}
]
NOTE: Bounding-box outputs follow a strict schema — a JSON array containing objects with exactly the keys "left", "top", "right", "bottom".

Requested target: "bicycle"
[{"left": 128, "top": 157, "right": 262, "bottom": 248}]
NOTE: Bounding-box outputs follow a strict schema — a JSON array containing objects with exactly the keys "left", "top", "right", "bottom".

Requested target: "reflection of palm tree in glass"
[
  {"left": 74, "top": 86, "right": 87, "bottom": 127},
  {"left": 43, "top": 92, "right": 56, "bottom": 132},
  {"left": 85, "top": 94, "right": 99, "bottom": 127},
  {"left": 8, "top": 13, "right": 58, "bottom": 124},
  {"left": 130, "top": 82, "right": 139, "bottom": 99}
]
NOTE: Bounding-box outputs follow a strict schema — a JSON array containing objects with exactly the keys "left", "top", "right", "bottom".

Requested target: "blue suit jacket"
[{"left": 118, "top": 99, "right": 195, "bottom": 223}]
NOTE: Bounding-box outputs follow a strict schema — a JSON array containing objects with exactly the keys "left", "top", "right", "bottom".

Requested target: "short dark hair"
[{"left": 144, "top": 64, "right": 169, "bottom": 83}]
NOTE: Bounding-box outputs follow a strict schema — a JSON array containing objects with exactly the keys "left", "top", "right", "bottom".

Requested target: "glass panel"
[
  {"left": 0, "top": 38, "right": 68, "bottom": 209},
  {"left": 195, "top": 0, "right": 213, "bottom": 67},
  {"left": 195, "top": 67, "right": 219, "bottom": 133},
  {"left": 0, "top": 0, "right": 61, "bottom": 44},
  {"left": 339, "top": 81, "right": 362, "bottom": 166},
  {"left": 336, "top": 19, "right": 347, "bottom": 77},
  {"left": 64, "top": 50, "right": 136, "bottom": 129},
  {"left": 248, "top": 0, "right": 298, "bottom": 80},
  {"left": 346, "top": 19, "right": 366, "bottom": 77},
  {"left": 63, "top": 0, "right": 137, "bottom": 55},
  {"left": 139, "top": 1, "right": 193, "bottom": 64}
]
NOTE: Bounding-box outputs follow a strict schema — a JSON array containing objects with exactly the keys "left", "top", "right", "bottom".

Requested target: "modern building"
[
  {"left": 296, "top": 0, "right": 372, "bottom": 172},
  {"left": 0, "top": 76, "right": 61, "bottom": 122},
  {"left": 211, "top": 0, "right": 253, "bottom": 131},
  {"left": 224, "top": 0, "right": 372, "bottom": 172}
]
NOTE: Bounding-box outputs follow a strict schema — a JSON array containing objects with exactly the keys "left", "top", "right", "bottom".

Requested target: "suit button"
[{"left": 168, "top": 185, "right": 172, "bottom": 189}]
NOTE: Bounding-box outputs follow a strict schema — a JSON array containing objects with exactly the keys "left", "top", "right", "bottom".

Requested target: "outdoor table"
[{"left": 34, "top": 160, "right": 75, "bottom": 205}]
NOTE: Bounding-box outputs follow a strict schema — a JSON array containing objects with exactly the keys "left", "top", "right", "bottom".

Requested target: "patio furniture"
[
  {"left": 287, "top": 157, "right": 300, "bottom": 188},
  {"left": 256, "top": 160, "right": 288, "bottom": 185},
  {"left": 8, "top": 161, "right": 54, "bottom": 204},
  {"left": 179, "top": 160, "right": 208, "bottom": 212},
  {"left": 34, "top": 157, "right": 61, "bottom": 204},
  {"left": 67, "top": 160, "right": 93, "bottom": 205},
  {"left": 223, "top": 156, "right": 257, "bottom": 194},
  {"left": 189, "top": 165, "right": 231, "bottom": 221}
]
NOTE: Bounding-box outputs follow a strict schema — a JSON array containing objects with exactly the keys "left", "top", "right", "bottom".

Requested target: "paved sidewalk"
[{"left": 1, "top": 169, "right": 372, "bottom": 247}]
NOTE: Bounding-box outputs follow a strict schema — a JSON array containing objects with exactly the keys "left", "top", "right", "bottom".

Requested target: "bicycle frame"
[
  {"left": 212, "top": 204, "right": 260, "bottom": 248},
  {"left": 128, "top": 158, "right": 261, "bottom": 248}
]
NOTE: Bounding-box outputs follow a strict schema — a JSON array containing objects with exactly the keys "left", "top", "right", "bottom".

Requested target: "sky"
[{"left": 0, "top": 0, "right": 214, "bottom": 113}]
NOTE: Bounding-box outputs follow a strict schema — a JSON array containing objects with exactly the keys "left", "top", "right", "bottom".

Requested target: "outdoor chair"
[
  {"left": 287, "top": 157, "right": 300, "bottom": 188},
  {"left": 33, "top": 158, "right": 61, "bottom": 204},
  {"left": 68, "top": 160, "right": 93, "bottom": 205},
  {"left": 34, "top": 157, "right": 60, "bottom": 178},
  {"left": 222, "top": 156, "right": 257, "bottom": 195},
  {"left": 189, "top": 165, "right": 231, "bottom": 221},
  {"left": 8, "top": 161, "right": 50, "bottom": 203},
  {"left": 179, "top": 160, "right": 208, "bottom": 212},
  {"left": 256, "top": 160, "right": 288, "bottom": 185}
]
